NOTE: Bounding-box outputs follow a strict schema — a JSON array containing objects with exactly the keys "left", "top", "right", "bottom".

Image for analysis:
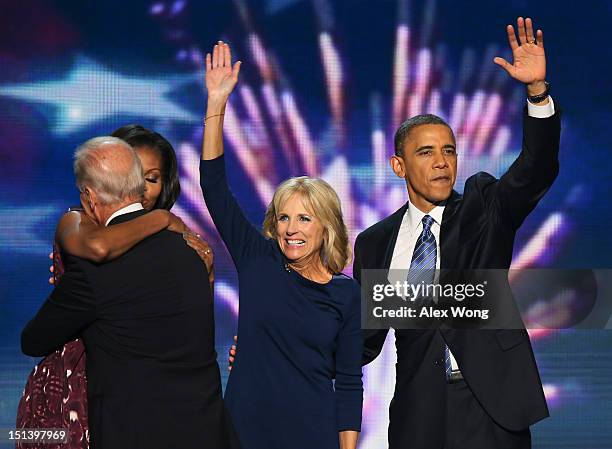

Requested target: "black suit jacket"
[
  {"left": 354, "top": 110, "right": 560, "bottom": 449},
  {"left": 22, "top": 210, "right": 233, "bottom": 449}
]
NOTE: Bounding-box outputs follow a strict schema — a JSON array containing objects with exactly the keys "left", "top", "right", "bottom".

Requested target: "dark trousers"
[{"left": 444, "top": 380, "right": 531, "bottom": 449}]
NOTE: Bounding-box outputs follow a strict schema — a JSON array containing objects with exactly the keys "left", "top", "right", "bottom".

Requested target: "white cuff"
[{"left": 527, "top": 96, "right": 555, "bottom": 118}]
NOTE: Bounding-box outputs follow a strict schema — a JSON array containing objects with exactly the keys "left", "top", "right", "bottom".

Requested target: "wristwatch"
[{"left": 527, "top": 81, "right": 550, "bottom": 104}]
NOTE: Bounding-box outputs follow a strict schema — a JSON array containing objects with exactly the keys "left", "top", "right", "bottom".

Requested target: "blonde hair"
[{"left": 263, "top": 176, "right": 351, "bottom": 273}]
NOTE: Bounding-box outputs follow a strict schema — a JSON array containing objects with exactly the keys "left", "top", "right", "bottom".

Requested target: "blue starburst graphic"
[
  {"left": 0, "top": 205, "right": 59, "bottom": 255},
  {"left": 0, "top": 56, "right": 200, "bottom": 135}
]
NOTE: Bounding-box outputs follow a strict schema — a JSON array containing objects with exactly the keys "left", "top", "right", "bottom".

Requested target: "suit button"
[{"left": 434, "top": 359, "right": 441, "bottom": 366}]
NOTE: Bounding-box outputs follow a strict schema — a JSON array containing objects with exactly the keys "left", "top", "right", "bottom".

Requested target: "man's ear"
[
  {"left": 390, "top": 155, "right": 406, "bottom": 179},
  {"left": 81, "top": 188, "right": 97, "bottom": 218}
]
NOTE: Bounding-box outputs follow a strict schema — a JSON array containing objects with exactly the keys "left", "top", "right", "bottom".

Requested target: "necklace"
[{"left": 285, "top": 262, "right": 333, "bottom": 283}]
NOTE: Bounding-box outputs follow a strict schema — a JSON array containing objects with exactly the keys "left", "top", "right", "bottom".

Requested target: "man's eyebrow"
[
  {"left": 414, "top": 144, "right": 456, "bottom": 152},
  {"left": 414, "top": 145, "right": 434, "bottom": 152}
]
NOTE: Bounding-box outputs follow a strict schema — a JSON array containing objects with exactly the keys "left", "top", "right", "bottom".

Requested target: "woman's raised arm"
[{"left": 202, "top": 41, "right": 241, "bottom": 161}]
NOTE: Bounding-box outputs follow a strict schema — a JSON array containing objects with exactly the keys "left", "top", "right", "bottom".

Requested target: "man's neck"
[
  {"left": 407, "top": 196, "right": 438, "bottom": 214},
  {"left": 100, "top": 200, "right": 143, "bottom": 226}
]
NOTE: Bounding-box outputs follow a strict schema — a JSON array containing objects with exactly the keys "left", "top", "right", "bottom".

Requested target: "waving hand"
[
  {"left": 206, "top": 41, "right": 241, "bottom": 101},
  {"left": 494, "top": 17, "right": 547, "bottom": 94}
]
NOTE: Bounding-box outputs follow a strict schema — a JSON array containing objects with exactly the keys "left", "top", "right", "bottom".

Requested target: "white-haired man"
[{"left": 22, "top": 137, "right": 234, "bottom": 449}]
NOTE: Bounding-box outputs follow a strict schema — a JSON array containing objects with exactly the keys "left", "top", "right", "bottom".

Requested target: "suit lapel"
[
  {"left": 440, "top": 190, "right": 462, "bottom": 269},
  {"left": 382, "top": 202, "right": 409, "bottom": 269},
  {"left": 370, "top": 192, "right": 462, "bottom": 270}
]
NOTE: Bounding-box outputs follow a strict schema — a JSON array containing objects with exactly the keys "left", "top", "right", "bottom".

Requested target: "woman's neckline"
[
  {"left": 273, "top": 241, "right": 341, "bottom": 286},
  {"left": 284, "top": 262, "right": 339, "bottom": 286}
]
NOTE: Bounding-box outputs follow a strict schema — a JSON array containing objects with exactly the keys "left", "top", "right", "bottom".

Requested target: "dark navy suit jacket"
[{"left": 354, "top": 109, "right": 560, "bottom": 449}]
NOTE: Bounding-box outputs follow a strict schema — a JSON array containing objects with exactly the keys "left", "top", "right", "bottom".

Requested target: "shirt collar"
[
  {"left": 105, "top": 203, "right": 144, "bottom": 226},
  {"left": 406, "top": 198, "right": 445, "bottom": 231}
]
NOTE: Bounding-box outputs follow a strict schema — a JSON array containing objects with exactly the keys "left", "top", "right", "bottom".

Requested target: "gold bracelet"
[{"left": 204, "top": 113, "right": 225, "bottom": 123}]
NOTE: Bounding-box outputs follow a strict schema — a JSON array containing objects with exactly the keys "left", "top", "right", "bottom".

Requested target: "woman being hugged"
[
  {"left": 52, "top": 124, "right": 213, "bottom": 275},
  {"left": 17, "top": 125, "right": 214, "bottom": 449},
  {"left": 201, "top": 41, "right": 363, "bottom": 449}
]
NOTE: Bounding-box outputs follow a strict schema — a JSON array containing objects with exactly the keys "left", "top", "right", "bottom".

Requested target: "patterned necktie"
[
  {"left": 408, "top": 215, "right": 437, "bottom": 286},
  {"left": 408, "top": 215, "right": 453, "bottom": 378}
]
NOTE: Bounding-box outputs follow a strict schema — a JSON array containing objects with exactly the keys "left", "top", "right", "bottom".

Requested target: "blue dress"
[{"left": 200, "top": 156, "right": 363, "bottom": 449}]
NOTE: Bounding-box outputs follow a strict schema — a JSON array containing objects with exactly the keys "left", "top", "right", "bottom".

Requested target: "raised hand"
[
  {"left": 494, "top": 17, "right": 546, "bottom": 91},
  {"left": 205, "top": 41, "right": 241, "bottom": 101}
]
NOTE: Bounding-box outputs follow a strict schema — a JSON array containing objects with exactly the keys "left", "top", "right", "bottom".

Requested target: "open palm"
[
  {"left": 206, "top": 41, "right": 241, "bottom": 99},
  {"left": 494, "top": 17, "right": 546, "bottom": 85}
]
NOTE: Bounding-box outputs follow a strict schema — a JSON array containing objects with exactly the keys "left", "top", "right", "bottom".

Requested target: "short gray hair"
[
  {"left": 394, "top": 114, "right": 454, "bottom": 156},
  {"left": 74, "top": 136, "right": 145, "bottom": 205}
]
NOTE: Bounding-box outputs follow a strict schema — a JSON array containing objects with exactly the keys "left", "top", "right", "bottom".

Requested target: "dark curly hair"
[{"left": 111, "top": 124, "right": 181, "bottom": 210}]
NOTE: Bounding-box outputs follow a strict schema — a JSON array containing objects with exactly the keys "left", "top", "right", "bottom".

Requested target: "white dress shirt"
[
  {"left": 105, "top": 202, "right": 144, "bottom": 226},
  {"left": 388, "top": 98, "right": 556, "bottom": 371}
]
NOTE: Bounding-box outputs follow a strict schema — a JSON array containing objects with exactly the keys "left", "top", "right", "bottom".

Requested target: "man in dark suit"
[
  {"left": 22, "top": 137, "right": 232, "bottom": 449},
  {"left": 353, "top": 18, "right": 558, "bottom": 449}
]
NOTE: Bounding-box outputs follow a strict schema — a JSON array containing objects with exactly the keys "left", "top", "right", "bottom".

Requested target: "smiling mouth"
[{"left": 285, "top": 239, "right": 305, "bottom": 247}]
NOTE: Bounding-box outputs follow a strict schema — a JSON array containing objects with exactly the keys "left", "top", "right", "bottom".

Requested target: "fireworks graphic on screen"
[
  {"left": 0, "top": 0, "right": 586, "bottom": 445},
  {"left": 144, "top": 0, "right": 581, "bottom": 443}
]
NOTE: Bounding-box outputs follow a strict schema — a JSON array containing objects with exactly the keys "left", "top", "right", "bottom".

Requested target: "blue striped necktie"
[
  {"left": 409, "top": 215, "right": 437, "bottom": 275},
  {"left": 409, "top": 215, "right": 453, "bottom": 379}
]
